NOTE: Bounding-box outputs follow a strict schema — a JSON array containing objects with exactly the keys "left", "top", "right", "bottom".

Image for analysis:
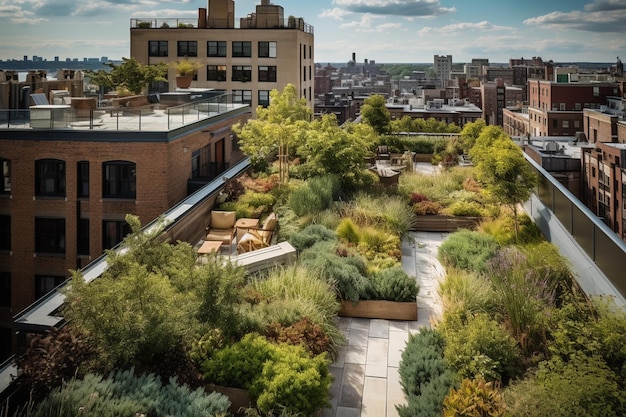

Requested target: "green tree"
[
  {"left": 459, "top": 119, "right": 487, "bottom": 152},
  {"left": 361, "top": 94, "right": 391, "bottom": 135},
  {"left": 297, "top": 114, "right": 377, "bottom": 189},
  {"left": 470, "top": 127, "right": 536, "bottom": 240},
  {"left": 85, "top": 57, "right": 167, "bottom": 95},
  {"left": 233, "top": 84, "right": 311, "bottom": 183}
]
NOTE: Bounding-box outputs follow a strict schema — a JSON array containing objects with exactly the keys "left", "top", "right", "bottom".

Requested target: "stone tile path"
[{"left": 324, "top": 231, "right": 448, "bottom": 417}]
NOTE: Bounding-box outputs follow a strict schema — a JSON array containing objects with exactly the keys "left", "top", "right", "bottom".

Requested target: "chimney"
[
  {"left": 198, "top": 8, "right": 207, "bottom": 28},
  {"left": 352, "top": 52, "right": 356, "bottom": 62},
  {"left": 261, "top": 0, "right": 270, "bottom": 4}
]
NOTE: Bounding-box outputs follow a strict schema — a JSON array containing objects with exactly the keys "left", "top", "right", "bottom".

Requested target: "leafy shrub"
[
  {"left": 33, "top": 370, "right": 230, "bottom": 417},
  {"left": 443, "top": 376, "right": 506, "bottom": 417},
  {"left": 440, "top": 313, "right": 522, "bottom": 384},
  {"left": 438, "top": 268, "right": 497, "bottom": 319},
  {"left": 397, "top": 329, "right": 455, "bottom": 417},
  {"left": 504, "top": 353, "right": 625, "bottom": 417},
  {"left": 367, "top": 266, "right": 418, "bottom": 302},
  {"left": 299, "top": 240, "right": 371, "bottom": 303},
  {"left": 479, "top": 212, "right": 542, "bottom": 245},
  {"left": 203, "top": 334, "right": 332, "bottom": 416},
  {"left": 265, "top": 317, "right": 332, "bottom": 356},
  {"left": 409, "top": 192, "right": 429, "bottom": 204},
  {"left": 289, "top": 223, "right": 337, "bottom": 251},
  {"left": 357, "top": 226, "right": 402, "bottom": 261},
  {"left": 413, "top": 200, "right": 442, "bottom": 215},
  {"left": 444, "top": 200, "right": 483, "bottom": 217},
  {"left": 346, "top": 193, "right": 415, "bottom": 238},
  {"left": 438, "top": 229, "right": 499, "bottom": 273},
  {"left": 253, "top": 343, "right": 332, "bottom": 416}
]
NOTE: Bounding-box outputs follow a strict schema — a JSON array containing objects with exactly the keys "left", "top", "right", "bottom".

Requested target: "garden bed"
[
  {"left": 411, "top": 214, "right": 483, "bottom": 232},
  {"left": 339, "top": 300, "right": 418, "bottom": 321}
]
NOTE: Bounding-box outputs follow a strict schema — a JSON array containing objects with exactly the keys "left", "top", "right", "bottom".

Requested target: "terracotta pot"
[{"left": 176, "top": 75, "right": 192, "bottom": 89}]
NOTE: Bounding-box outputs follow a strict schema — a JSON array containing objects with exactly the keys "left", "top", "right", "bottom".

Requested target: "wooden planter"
[
  {"left": 339, "top": 300, "right": 417, "bottom": 321},
  {"left": 413, "top": 153, "right": 433, "bottom": 163},
  {"left": 208, "top": 385, "right": 251, "bottom": 413},
  {"left": 411, "top": 214, "right": 483, "bottom": 232}
]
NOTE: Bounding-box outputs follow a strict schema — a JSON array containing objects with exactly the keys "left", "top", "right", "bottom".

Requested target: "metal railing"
[{"left": 131, "top": 17, "right": 314, "bottom": 34}]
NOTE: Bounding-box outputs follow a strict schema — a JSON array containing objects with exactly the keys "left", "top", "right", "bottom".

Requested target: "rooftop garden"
[{"left": 5, "top": 87, "right": 626, "bottom": 417}]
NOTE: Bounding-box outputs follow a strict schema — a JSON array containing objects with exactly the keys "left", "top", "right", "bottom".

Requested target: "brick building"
[
  {"left": 0, "top": 97, "right": 250, "bottom": 359},
  {"left": 527, "top": 80, "right": 620, "bottom": 137},
  {"left": 130, "top": 0, "right": 314, "bottom": 111}
]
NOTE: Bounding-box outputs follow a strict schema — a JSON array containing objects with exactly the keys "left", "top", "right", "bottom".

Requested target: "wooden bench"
[{"left": 231, "top": 241, "right": 296, "bottom": 274}]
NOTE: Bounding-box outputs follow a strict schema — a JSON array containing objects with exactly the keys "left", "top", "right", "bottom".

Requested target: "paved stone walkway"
[{"left": 324, "top": 231, "right": 448, "bottom": 417}]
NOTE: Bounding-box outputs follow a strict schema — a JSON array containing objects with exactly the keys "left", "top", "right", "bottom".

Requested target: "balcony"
[{"left": 130, "top": 16, "right": 314, "bottom": 34}]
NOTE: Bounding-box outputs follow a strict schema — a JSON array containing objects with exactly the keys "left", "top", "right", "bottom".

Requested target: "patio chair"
[
  {"left": 205, "top": 210, "right": 236, "bottom": 246},
  {"left": 377, "top": 145, "right": 390, "bottom": 162},
  {"left": 237, "top": 212, "right": 278, "bottom": 254}
]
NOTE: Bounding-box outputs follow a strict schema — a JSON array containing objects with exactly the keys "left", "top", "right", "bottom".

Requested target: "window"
[
  {"left": 207, "top": 65, "right": 227, "bottom": 81},
  {"left": 103, "top": 161, "right": 136, "bottom": 199},
  {"left": 35, "top": 217, "right": 65, "bottom": 254},
  {"left": 191, "top": 150, "right": 200, "bottom": 178},
  {"left": 593, "top": 86, "right": 600, "bottom": 97},
  {"left": 207, "top": 41, "right": 227, "bottom": 57},
  {"left": 232, "top": 90, "right": 252, "bottom": 105},
  {"left": 78, "top": 218, "right": 89, "bottom": 256},
  {"left": 560, "top": 103, "right": 566, "bottom": 111},
  {"left": 78, "top": 161, "right": 89, "bottom": 198},
  {"left": 258, "top": 66, "right": 276, "bottom": 82},
  {"left": 1, "top": 159, "right": 9, "bottom": 194},
  {"left": 103, "top": 220, "right": 131, "bottom": 250},
  {"left": 232, "top": 65, "right": 252, "bottom": 82},
  {"left": 0, "top": 272, "right": 9, "bottom": 308},
  {"left": 259, "top": 90, "right": 270, "bottom": 107},
  {"left": 563, "top": 120, "right": 569, "bottom": 128},
  {"left": 232, "top": 41, "right": 251, "bottom": 57},
  {"left": 575, "top": 103, "right": 581, "bottom": 110},
  {"left": 0, "top": 215, "right": 9, "bottom": 251},
  {"left": 35, "top": 275, "right": 65, "bottom": 300},
  {"left": 552, "top": 119, "right": 557, "bottom": 128},
  {"left": 574, "top": 120, "right": 580, "bottom": 128},
  {"left": 177, "top": 41, "right": 197, "bottom": 57},
  {"left": 35, "top": 159, "right": 65, "bottom": 197},
  {"left": 148, "top": 41, "right": 168, "bottom": 57},
  {"left": 258, "top": 41, "right": 276, "bottom": 58}
]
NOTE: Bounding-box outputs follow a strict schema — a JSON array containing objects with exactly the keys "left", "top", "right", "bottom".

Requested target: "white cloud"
[
  {"left": 524, "top": 4, "right": 626, "bottom": 33},
  {"left": 319, "top": 7, "right": 350, "bottom": 20}
]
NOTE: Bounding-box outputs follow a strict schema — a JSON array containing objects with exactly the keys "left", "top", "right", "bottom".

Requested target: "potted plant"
[{"left": 173, "top": 59, "right": 201, "bottom": 89}]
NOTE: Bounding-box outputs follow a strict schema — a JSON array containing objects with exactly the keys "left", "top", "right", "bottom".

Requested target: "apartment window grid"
[
  {"left": 35, "top": 159, "right": 65, "bottom": 197},
  {"left": 35, "top": 275, "right": 65, "bottom": 300},
  {"left": 232, "top": 66, "right": 252, "bottom": 82},
  {"left": 103, "top": 220, "right": 131, "bottom": 250},
  {"left": 102, "top": 161, "right": 136, "bottom": 199},
  {"left": 35, "top": 217, "right": 65, "bottom": 254},
  {"left": 258, "top": 66, "right": 276, "bottom": 82},
  {"left": 177, "top": 41, "right": 198, "bottom": 57},
  {"left": 258, "top": 41, "right": 276, "bottom": 58},
  {"left": 232, "top": 90, "right": 252, "bottom": 105},
  {"left": 207, "top": 41, "right": 227, "bottom": 57},
  {"left": 78, "top": 161, "right": 89, "bottom": 198},
  {"left": 0, "top": 215, "right": 9, "bottom": 251},
  {"left": 148, "top": 41, "right": 168, "bottom": 57},
  {"left": 1, "top": 159, "right": 9, "bottom": 194},
  {"left": 232, "top": 41, "right": 251, "bottom": 57},
  {"left": 207, "top": 65, "right": 227, "bottom": 81},
  {"left": 0, "top": 272, "right": 9, "bottom": 308}
]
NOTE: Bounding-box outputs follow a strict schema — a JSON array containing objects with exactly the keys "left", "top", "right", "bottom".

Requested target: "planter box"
[
  {"left": 208, "top": 385, "right": 251, "bottom": 413},
  {"left": 411, "top": 214, "right": 483, "bottom": 232},
  {"left": 339, "top": 300, "right": 417, "bottom": 321},
  {"left": 413, "top": 153, "right": 433, "bottom": 163}
]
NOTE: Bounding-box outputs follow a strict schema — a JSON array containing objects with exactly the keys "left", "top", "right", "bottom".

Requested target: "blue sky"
[{"left": 0, "top": 0, "right": 624, "bottom": 63}]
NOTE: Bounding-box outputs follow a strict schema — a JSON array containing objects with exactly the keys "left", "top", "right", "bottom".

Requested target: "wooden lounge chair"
[{"left": 237, "top": 213, "right": 278, "bottom": 254}]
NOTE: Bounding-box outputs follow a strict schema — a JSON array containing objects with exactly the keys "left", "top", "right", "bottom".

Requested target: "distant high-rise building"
[{"left": 434, "top": 55, "right": 452, "bottom": 88}]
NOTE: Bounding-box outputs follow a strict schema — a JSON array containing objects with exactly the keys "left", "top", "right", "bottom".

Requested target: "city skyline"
[{"left": 0, "top": 0, "right": 625, "bottom": 64}]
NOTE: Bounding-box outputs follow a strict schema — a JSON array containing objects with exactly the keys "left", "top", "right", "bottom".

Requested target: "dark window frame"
[
  {"left": 103, "top": 220, "right": 131, "bottom": 250},
  {"left": 232, "top": 41, "right": 251, "bottom": 58},
  {"left": 35, "top": 275, "right": 65, "bottom": 300},
  {"left": 258, "top": 90, "right": 270, "bottom": 107},
  {"left": 148, "top": 40, "right": 168, "bottom": 57},
  {"left": 258, "top": 66, "right": 277, "bottom": 82},
  {"left": 0, "top": 215, "right": 9, "bottom": 251},
  {"left": 77, "top": 218, "right": 89, "bottom": 256},
  {"left": 232, "top": 65, "right": 252, "bottom": 82},
  {"left": 232, "top": 90, "right": 252, "bottom": 105},
  {"left": 177, "top": 41, "right": 198, "bottom": 57},
  {"left": 258, "top": 41, "right": 276, "bottom": 58},
  {"left": 102, "top": 161, "right": 136, "bottom": 199},
  {"left": 1, "top": 158, "right": 9, "bottom": 194},
  {"left": 78, "top": 161, "right": 89, "bottom": 198},
  {"left": 35, "top": 217, "right": 65, "bottom": 254},
  {"left": 207, "top": 41, "right": 227, "bottom": 57},
  {"left": 0, "top": 272, "right": 9, "bottom": 308},
  {"left": 35, "top": 159, "right": 65, "bottom": 197},
  {"left": 207, "top": 65, "right": 227, "bottom": 81}
]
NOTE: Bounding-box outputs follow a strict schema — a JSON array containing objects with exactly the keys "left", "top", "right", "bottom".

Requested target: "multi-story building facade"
[
  {"left": 527, "top": 80, "right": 620, "bottom": 137},
  {"left": 434, "top": 55, "right": 452, "bottom": 89},
  {"left": 0, "top": 94, "right": 250, "bottom": 360},
  {"left": 130, "top": 0, "right": 314, "bottom": 111}
]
